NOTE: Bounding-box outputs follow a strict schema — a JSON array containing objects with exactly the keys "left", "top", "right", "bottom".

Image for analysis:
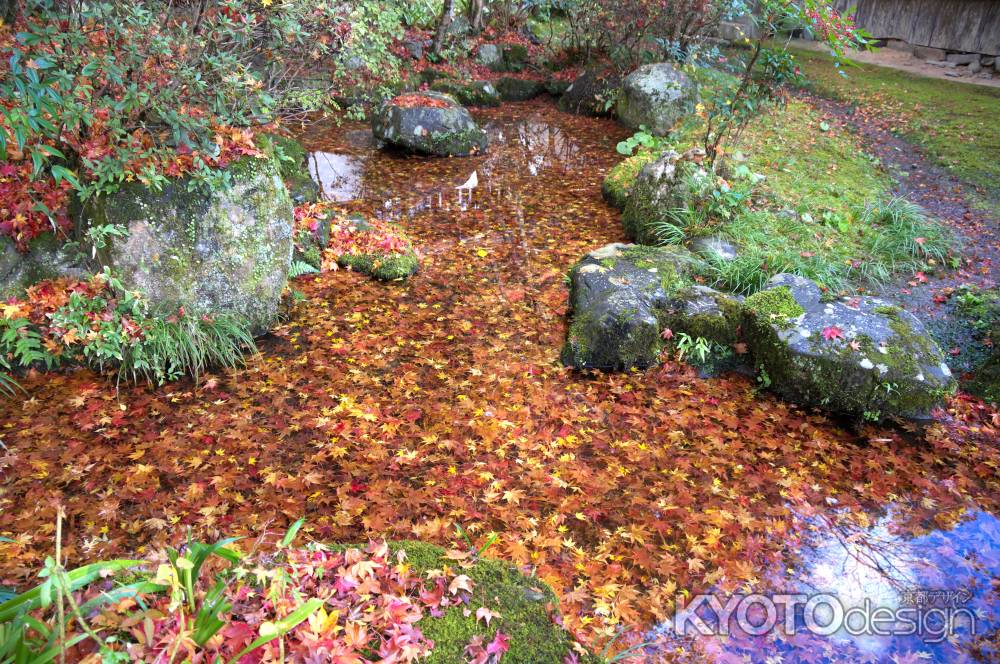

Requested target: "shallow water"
[{"left": 1, "top": 99, "right": 998, "bottom": 663}]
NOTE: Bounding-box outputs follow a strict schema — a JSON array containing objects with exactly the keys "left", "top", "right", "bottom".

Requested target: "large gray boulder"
[
  {"left": 743, "top": 273, "right": 956, "bottom": 421},
  {"left": 1, "top": 233, "right": 85, "bottom": 298},
  {"left": 561, "top": 243, "right": 708, "bottom": 370},
  {"left": 372, "top": 92, "right": 488, "bottom": 157},
  {"left": 615, "top": 63, "right": 697, "bottom": 136},
  {"left": 82, "top": 155, "right": 294, "bottom": 335}
]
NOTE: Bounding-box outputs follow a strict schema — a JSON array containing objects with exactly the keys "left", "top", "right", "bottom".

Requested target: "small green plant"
[
  {"left": 1, "top": 270, "right": 257, "bottom": 387},
  {"left": 673, "top": 332, "right": 719, "bottom": 366},
  {"left": 757, "top": 366, "right": 772, "bottom": 389},
  {"left": 616, "top": 127, "right": 672, "bottom": 156},
  {"left": 454, "top": 523, "right": 499, "bottom": 560},
  {"left": 289, "top": 260, "right": 320, "bottom": 278}
]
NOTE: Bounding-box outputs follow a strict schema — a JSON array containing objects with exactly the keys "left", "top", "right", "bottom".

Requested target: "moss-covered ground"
[
  {"left": 791, "top": 47, "right": 1000, "bottom": 211},
  {"left": 606, "top": 65, "right": 956, "bottom": 295},
  {"left": 383, "top": 541, "right": 597, "bottom": 664}
]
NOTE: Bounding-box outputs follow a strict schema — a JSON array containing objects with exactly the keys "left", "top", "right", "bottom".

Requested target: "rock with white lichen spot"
[
  {"left": 615, "top": 63, "right": 698, "bottom": 136},
  {"left": 743, "top": 273, "right": 956, "bottom": 422}
]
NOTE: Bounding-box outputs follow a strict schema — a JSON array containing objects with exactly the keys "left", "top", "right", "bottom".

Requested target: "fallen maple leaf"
[
  {"left": 486, "top": 631, "right": 510, "bottom": 656},
  {"left": 449, "top": 574, "right": 473, "bottom": 595},
  {"left": 475, "top": 607, "right": 500, "bottom": 626},
  {"left": 821, "top": 325, "right": 844, "bottom": 342}
]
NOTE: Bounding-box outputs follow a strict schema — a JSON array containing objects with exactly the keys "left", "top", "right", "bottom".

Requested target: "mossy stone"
[
  {"left": 602, "top": 151, "right": 658, "bottom": 210},
  {"left": 615, "top": 62, "right": 698, "bottom": 136},
  {"left": 495, "top": 77, "right": 544, "bottom": 102},
  {"left": 372, "top": 92, "right": 488, "bottom": 157},
  {"left": 430, "top": 79, "right": 501, "bottom": 107},
  {"left": 743, "top": 274, "right": 955, "bottom": 422},
  {"left": 0, "top": 232, "right": 84, "bottom": 298},
  {"left": 338, "top": 251, "right": 419, "bottom": 281},
  {"left": 268, "top": 134, "right": 320, "bottom": 204},
  {"left": 621, "top": 152, "right": 696, "bottom": 245},
  {"left": 330, "top": 541, "right": 596, "bottom": 664},
  {"left": 82, "top": 153, "right": 294, "bottom": 336},
  {"left": 562, "top": 243, "right": 703, "bottom": 371}
]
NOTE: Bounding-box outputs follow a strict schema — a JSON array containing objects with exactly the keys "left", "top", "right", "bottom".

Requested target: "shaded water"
[{"left": 1, "top": 100, "right": 998, "bottom": 663}]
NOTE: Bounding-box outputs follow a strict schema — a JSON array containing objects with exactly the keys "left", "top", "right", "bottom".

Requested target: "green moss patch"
[
  {"left": 378, "top": 541, "right": 595, "bottom": 664},
  {"left": 603, "top": 150, "right": 658, "bottom": 209},
  {"left": 338, "top": 250, "right": 419, "bottom": 281},
  {"left": 792, "top": 46, "right": 1000, "bottom": 212},
  {"left": 744, "top": 287, "right": 804, "bottom": 323}
]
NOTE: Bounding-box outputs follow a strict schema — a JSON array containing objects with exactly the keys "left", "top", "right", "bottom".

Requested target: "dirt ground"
[{"left": 790, "top": 38, "right": 1000, "bottom": 89}]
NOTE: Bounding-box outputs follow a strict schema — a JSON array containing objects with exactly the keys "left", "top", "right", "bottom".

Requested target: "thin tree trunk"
[
  {"left": 432, "top": 0, "right": 454, "bottom": 56},
  {"left": 468, "top": 0, "right": 484, "bottom": 33}
]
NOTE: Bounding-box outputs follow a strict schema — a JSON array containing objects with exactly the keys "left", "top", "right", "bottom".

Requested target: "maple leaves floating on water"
[{"left": 1, "top": 102, "right": 999, "bottom": 662}]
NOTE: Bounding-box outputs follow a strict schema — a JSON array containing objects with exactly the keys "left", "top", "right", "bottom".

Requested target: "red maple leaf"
[{"left": 821, "top": 325, "right": 844, "bottom": 341}]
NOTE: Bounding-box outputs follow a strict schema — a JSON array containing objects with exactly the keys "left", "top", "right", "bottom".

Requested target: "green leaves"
[
  {"left": 0, "top": 559, "right": 145, "bottom": 623},
  {"left": 615, "top": 127, "right": 668, "bottom": 156},
  {"left": 279, "top": 518, "right": 306, "bottom": 549}
]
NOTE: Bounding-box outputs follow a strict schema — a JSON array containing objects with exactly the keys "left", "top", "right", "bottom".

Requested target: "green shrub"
[{"left": 0, "top": 1, "right": 403, "bottom": 203}]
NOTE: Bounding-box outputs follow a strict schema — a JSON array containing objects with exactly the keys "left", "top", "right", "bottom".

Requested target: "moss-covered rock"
[
  {"left": 662, "top": 285, "right": 743, "bottom": 347},
  {"left": 0, "top": 232, "right": 85, "bottom": 298},
  {"left": 372, "top": 92, "right": 488, "bottom": 157},
  {"left": 268, "top": 134, "right": 320, "bottom": 205},
  {"left": 430, "top": 79, "right": 501, "bottom": 107},
  {"left": 495, "top": 76, "right": 544, "bottom": 102},
  {"left": 558, "top": 68, "right": 621, "bottom": 116},
  {"left": 333, "top": 215, "right": 419, "bottom": 282},
  {"left": 367, "top": 541, "right": 596, "bottom": 664},
  {"left": 743, "top": 273, "right": 956, "bottom": 422},
  {"left": 561, "top": 242, "right": 703, "bottom": 370},
  {"left": 81, "top": 153, "right": 294, "bottom": 336},
  {"left": 501, "top": 43, "right": 530, "bottom": 72},
  {"left": 338, "top": 250, "right": 418, "bottom": 281},
  {"left": 545, "top": 78, "right": 572, "bottom": 96},
  {"left": 602, "top": 151, "right": 658, "bottom": 210},
  {"left": 621, "top": 150, "right": 702, "bottom": 245},
  {"left": 615, "top": 62, "right": 698, "bottom": 136}
]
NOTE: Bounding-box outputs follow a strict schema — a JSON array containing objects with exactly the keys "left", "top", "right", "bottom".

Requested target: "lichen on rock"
[
  {"left": 561, "top": 242, "right": 704, "bottom": 370},
  {"left": 82, "top": 152, "right": 294, "bottom": 336},
  {"left": 615, "top": 62, "right": 698, "bottom": 136},
  {"left": 743, "top": 273, "right": 956, "bottom": 421}
]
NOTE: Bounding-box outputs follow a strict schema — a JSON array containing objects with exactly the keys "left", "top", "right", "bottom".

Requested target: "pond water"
[{"left": 1, "top": 99, "right": 998, "bottom": 663}]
